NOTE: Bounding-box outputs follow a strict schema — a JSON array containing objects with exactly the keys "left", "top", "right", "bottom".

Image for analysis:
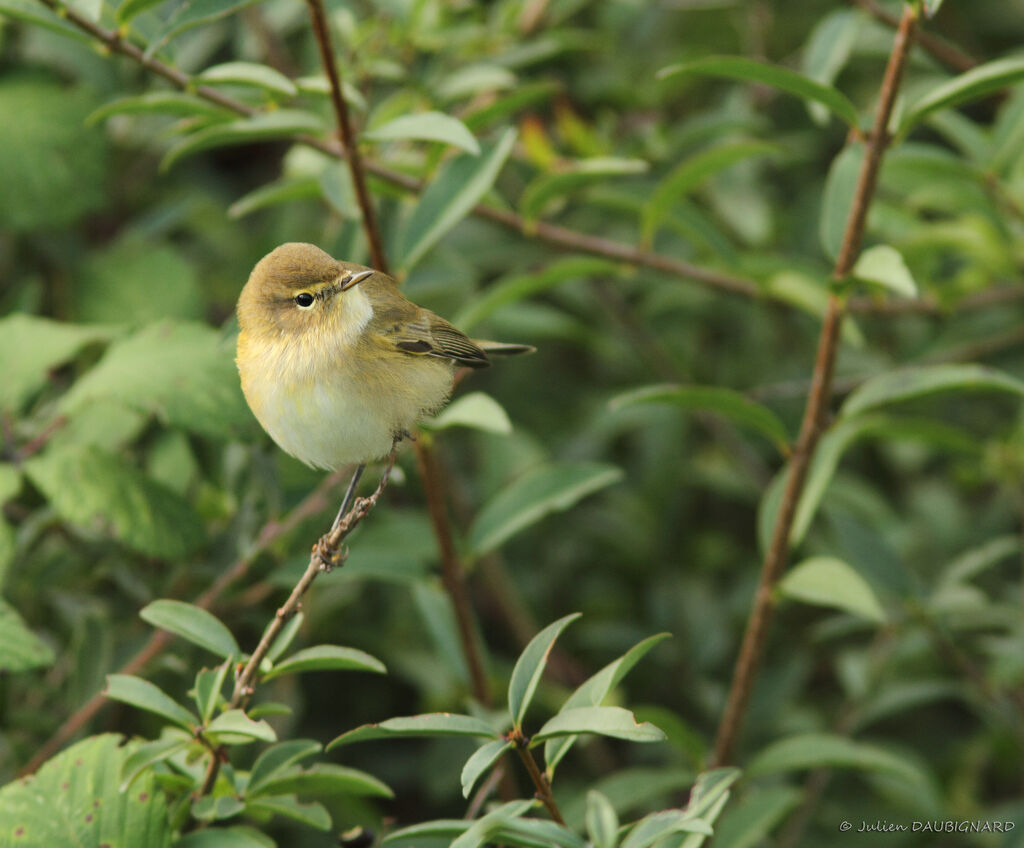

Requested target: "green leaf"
[
  {"left": 801, "top": 10, "right": 862, "bottom": 125},
  {"left": 621, "top": 811, "right": 712, "bottom": 848},
  {"left": 147, "top": 0, "right": 266, "bottom": 55},
  {"left": 461, "top": 739, "right": 512, "bottom": 799},
  {"left": 841, "top": 364, "right": 1024, "bottom": 419},
  {"left": 455, "top": 257, "right": 620, "bottom": 331},
  {"left": 451, "top": 800, "right": 537, "bottom": 848},
  {"left": 0, "top": 600, "right": 55, "bottom": 673},
  {"left": 469, "top": 462, "right": 623, "bottom": 557},
  {"left": 191, "top": 794, "right": 245, "bottom": 822},
  {"left": 246, "top": 764, "right": 393, "bottom": 799},
  {"left": 244, "top": 795, "right": 331, "bottom": 830},
  {"left": 685, "top": 768, "right": 742, "bottom": 820},
  {"left": 508, "top": 613, "right": 582, "bottom": 728},
  {"left": 747, "top": 733, "right": 928, "bottom": 786},
  {"left": 328, "top": 713, "right": 499, "bottom": 750},
  {"left": 397, "top": 128, "right": 516, "bottom": 271},
  {"left": 141, "top": 600, "right": 240, "bottom": 659},
  {"left": 229, "top": 176, "right": 321, "bottom": 218},
  {"left": 659, "top": 56, "right": 859, "bottom": 127},
  {"left": 534, "top": 706, "right": 666, "bottom": 743},
  {"left": 0, "top": 0, "right": 91, "bottom": 40},
  {"left": 611, "top": 384, "right": 789, "bottom": 454},
  {"left": 712, "top": 787, "right": 802, "bottom": 848},
  {"left": 194, "top": 662, "right": 230, "bottom": 723},
  {"left": 585, "top": 791, "right": 619, "bottom": 848},
  {"left": 642, "top": 141, "right": 777, "bottom": 244},
  {"left": 197, "top": 62, "right": 298, "bottom": 97},
  {"left": 464, "top": 80, "right": 559, "bottom": 131},
  {"left": 779, "top": 556, "right": 886, "bottom": 623},
  {"left": 160, "top": 111, "right": 325, "bottom": 171},
  {"left": 120, "top": 734, "right": 191, "bottom": 791},
  {"left": 247, "top": 740, "right": 322, "bottom": 795},
  {"left": 116, "top": 0, "right": 169, "bottom": 23},
  {"left": 437, "top": 63, "right": 517, "bottom": 100},
  {"left": 262, "top": 645, "right": 386, "bottom": 680},
  {"left": 0, "top": 734, "right": 172, "bottom": 847},
  {"left": 899, "top": 57, "right": 1024, "bottom": 137},
  {"left": 820, "top": 143, "right": 864, "bottom": 260},
  {"left": 851, "top": 245, "right": 917, "bottom": 297},
  {"left": 105, "top": 673, "right": 198, "bottom": 730},
  {"left": 423, "top": 392, "right": 512, "bottom": 434},
  {"left": 521, "top": 157, "right": 648, "bottom": 222},
  {"left": 207, "top": 710, "right": 277, "bottom": 743},
  {"left": 88, "top": 92, "right": 229, "bottom": 124},
  {"left": 0, "top": 314, "right": 115, "bottom": 412},
  {"left": 176, "top": 827, "right": 275, "bottom": 848},
  {"left": 365, "top": 111, "right": 480, "bottom": 154},
  {"left": 266, "top": 612, "right": 304, "bottom": 663},
  {"left": 25, "top": 445, "right": 205, "bottom": 558},
  {"left": 60, "top": 322, "right": 253, "bottom": 440}
]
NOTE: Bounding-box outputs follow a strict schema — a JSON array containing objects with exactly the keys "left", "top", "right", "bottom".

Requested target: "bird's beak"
[{"left": 339, "top": 269, "right": 374, "bottom": 292}]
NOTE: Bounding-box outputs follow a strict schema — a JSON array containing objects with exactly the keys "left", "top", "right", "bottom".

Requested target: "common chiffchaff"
[{"left": 236, "top": 242, "right": 528, "bottom": 470}]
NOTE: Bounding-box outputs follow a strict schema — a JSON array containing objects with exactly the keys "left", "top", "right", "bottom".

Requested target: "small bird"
[{"left": 236, "top": 242, "right": 528, "bottom": 471}]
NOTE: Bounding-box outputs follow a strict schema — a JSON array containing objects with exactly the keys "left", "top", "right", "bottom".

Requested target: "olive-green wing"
[{"left": 377, "top": 308, "right": 490, "bottom": 369}]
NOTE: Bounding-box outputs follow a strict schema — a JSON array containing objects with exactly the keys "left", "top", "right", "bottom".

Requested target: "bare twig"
[
  {"left": 711, "top": 4, "right": 920, "bottom": 768},
  {"left": 512, "top": 731, "right": 565, "bottom": 824}
]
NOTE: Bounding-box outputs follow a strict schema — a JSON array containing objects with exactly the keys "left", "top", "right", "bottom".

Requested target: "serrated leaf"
[
  {"left": 60, "top": 322, "right": 252, "bottom": 439},
  {"left": 521, "top": 157, "right": 647, "bottom": 222},
  {"left": 246, "top": 763, "right": 392, "bottom": 799},
  {"left": 461, "top": 739, "right": 511, "bottom": 799},
  {"left": 365, "top": 111, "right": 480, "bottom": 154},
  {"left": 198, "top": 62, "right": 298, "bottom": 97},
  {"left": 659, "top": 56, "right": 859, "bottom": 127},
  {"left": 0, "top": 600, "right": 55, "bottom": 673},
  {"left": 778, "top": 556, "right": 886, "bottom": 623},
  {"left": 262, "top": 645, "right": 386, "bottom": 680},
  {"left": 244, "top": 795, "right": 331, "bottom": 830},
  {"left": 423, "top": 392, "right": 512, "bottom": 434},
  {"left": 25, "top": 445, "right": 205, "bottom": 558},
  {"left": 508, "top": 613, "right": 581, "bottom": 728},
  {"left": 328, "top": 713, "right": 499, "bottom": 750},
  {"left": 88, "top": 92, "right": 229, "bottom": 125},
  {"left": 147, "top": 0, "right": 266, "bottom": 55},
  {"left": 534, "top": 706, "right": 666, "bottom": 743},
  {"left": 105, "top": 674, "right": 198, "bottom": 730},
  {"left": 0, "top": 734, "right": 172, "bottom": 847},
  {"left": 469, "top": 462, "right": 624, "bottom": 557},
  {"left": 585, "top": 791, "right": 619, "bottom": 848},
  {"left": 820, "top": 143, "right": 864, "bottom": 260},
  {"left": 611, "top": 384, "right": 789, "bottom": 454},
  {"left": 247, "top": 740, "right": 323, "bottom": 795},
  {"left": 851, "top": 245, "right": 917, "bottom": 297},
  {"left": 840, "top": 364, "right": 1024, "bottom": 419},
  {"left": 160, "top": 111, "right": 325, "bottom": 171},
  {"left": 141, "top": 600, "right": 240, "bottom": 659},
  {"left": 397, "top": 128, "right": 516, "bottom": 271},
  {"left": 207, "top": 710, "right": 277, "bottom": 743},
  {"left": 643, "top": 141, "right": 777, "bottom": 244},
  {"left": 229, "top": 176, "right": 321, "bottom": 218},
  {"left": 899, "top": 57, "right": 1024, "bottom": 137}
]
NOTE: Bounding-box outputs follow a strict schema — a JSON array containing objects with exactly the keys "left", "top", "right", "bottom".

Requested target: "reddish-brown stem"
[
  {"left": 512, "top": 733, "right": 565, "bottom": 824},
  {"left": 414, "top": 439, "right": 491, "bottom": 705},
  {"left": 711, "top": 4, "right": 920, "bottom": 768}
]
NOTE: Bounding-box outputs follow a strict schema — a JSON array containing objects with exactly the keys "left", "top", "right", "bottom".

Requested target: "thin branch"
[
  {"left": 16, "top": 470, "right": 348, "bottom": 777},
  {"left": 711, "top": 4, "right": 920, "bottom": 768},
  {"left": 850, "top": 0, "right": 976, "bottom": 72},
  {"left": 512, "top": 732, "right": 565, "bottom": 824}
]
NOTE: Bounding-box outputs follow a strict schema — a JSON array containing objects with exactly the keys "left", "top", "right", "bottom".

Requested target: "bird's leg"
[{"left": 330, "top": 463, "right": 365, "bottom": 532}]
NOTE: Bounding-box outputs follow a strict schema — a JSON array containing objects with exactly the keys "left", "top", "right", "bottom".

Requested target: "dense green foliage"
[{"left": 2, "top": 0, "right": 1024, "bottom": 846}]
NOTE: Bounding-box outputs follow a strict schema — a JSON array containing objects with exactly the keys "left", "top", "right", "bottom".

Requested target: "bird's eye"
[{"left": 294, "top": 292, "right": 315, "bottom": 308}]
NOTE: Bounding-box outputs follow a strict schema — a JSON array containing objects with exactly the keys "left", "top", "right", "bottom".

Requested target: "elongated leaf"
[
  {"left": 521, "top": 157, "right": 647, "bottom": 222},
  {"left": 469, "top": 462, "right": 623, "bottom": 557},
  {"left": 748, "top": 733, "right": 928, "bottom": 786},
  {"left": 0, "top": 734, "right": 171, "bottom": 847},
  {"left": 611, "top": 384, "right": 789, "bottom": 454},
  {"left": 508, "top": 613, "right": 582, "bottom": 728},
  {"left": 464, "top": 80, "right": 559, "bottom": 131},
  {"left": 424, "top": 392, "right": 512, "bottom": 434},
  {"left": 176, "top": 827, "right": 275, "bottom": 848},
  {"left": 194, "top": 662, "right": 230, "bottom": 723},
  {"left": 0, "top": 600, "right": 55, "bottom": 673},
  {"left": 120, "top": 734, "right": 191, "bottom": 791},
  {"left": 244, "top": 795, "right": 331, "bottom": 830},
  {"left": 455, "top": 257, "right": 620, "bottom": 331},
  {"left": 820, "top": 143, "right": 864, "bottom": 260},
  {"left": 365, "top": 111, "right": 480, "bottom": 153},
  {"left": 161, "top": 111, "right": 325, "bottom": 171},
  {"left": 207, "top": 710, "right": 277, "bottom": 743},
  {"left": 659, "top": 56, "right": 859, "bottom": 127},
  {"left": 398, "top": 128, "right": 516, "bottom": 271},
  {"left": 0, "top": 0, "right": 92, "bottom": 40},
  {"left": 198, "top": 62, "right": 298, "bottom": 97},
  {"left": 851, "top": 244, "right": 917, "bottom": 297},
  {"left": 778, "top": 556, "right": 886, "bottom": 623},
  {"left": 841, "top": 364, "right": 1024, "bottom": 419},
  {"left": 461, "top": 739, "right": 512, "bottom": 799},
  {"left": 141, "top": 600, "right": 239, "bottom": 658},
  {"left": 437, "top": 64, "right": 518, "bottom": 100},
  {"left": 60, "top": 322, "right": 253, "bottom": 440},
  {"left": 899, "top": 57, "right": 1024, "bottom": 136},
  {"left": 247, "top": 764, "right": 392, "bottom": 799},
  {"left": 643, "top": 141, "right": 777, "bottom": 243},
  {"left": 451, "top": 801, "right": 537, "bottom": 848},
  {"left": 585, "top": 791, "right": 619, "bottom": 848},
  {"left": 105, "top": 674, "right": 198, "bottom": 730},
  {"left": 712, "top": 787, "right": 802, "bottom": 848},
  {"left": 266, "top": 612, "right": 304, "bottom": 663},
  {"left": 247, "top": 740, "right": 322, "bottom": 795},
  {"left": 262, "top": 645, "right": 386, "bottom": 680},
  {"left": 117, "top": 0, "right": 167, "bottom": 23},
  {"left": 328, "top": 713, "right": 499, "bottom": 750},
  {"left": 802, "top": 10, "right": 862, "bottom": 124},
  {"left": 25, "top": 445, "right": 205, "bottom": 558},
  {"left": 229, "top": 175, "right": 321, "bottom": 218},
  {"left": 534, "top": 706, "right": 665, "bottom": 743},
  {"left": 147, "top": 0, "right": 266, "bottom": 54},
  {"left": 88, "top": 92, "right": 229, "bottom": 125}
]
